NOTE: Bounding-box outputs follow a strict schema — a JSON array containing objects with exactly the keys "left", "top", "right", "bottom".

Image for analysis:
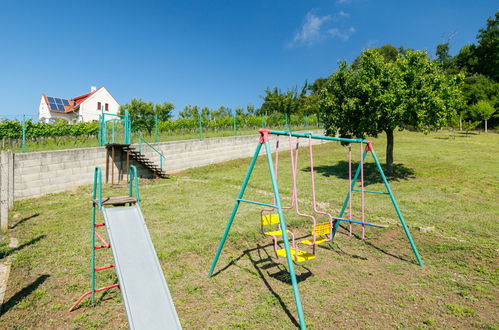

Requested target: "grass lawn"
[{"left": 0, "top": 130, "right": 497, "bottom": 329}]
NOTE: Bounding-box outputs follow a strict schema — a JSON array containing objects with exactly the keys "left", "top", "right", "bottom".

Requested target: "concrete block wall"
[
  {"left": 152, "top": 129, "right": 326, "bottom": 173},
  {"left": 11, "top": 130, "right": 327, "bottom": 200},
  {"left": 0, "top": 150, "right": 14, "bottom": 231}
]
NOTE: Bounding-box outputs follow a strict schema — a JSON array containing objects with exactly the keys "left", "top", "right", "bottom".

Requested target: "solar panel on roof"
[
  {"left": 47, "top": 97, "right": 55, "bottom": 103},
  {"left": 62, "top": 99, "right": 70, "bottom": 106},
  {"left": 49, "top": 103, "right": 57, "bottom": 110},
  {"left": 55, "top": 98, "right": 63, "bottom": 104},
  {"left": 57, "top": 104, "right": 65, "bottom": 111}
]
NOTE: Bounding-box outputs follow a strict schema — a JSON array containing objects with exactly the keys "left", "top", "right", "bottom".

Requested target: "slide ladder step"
[{"left": 277, "top": 248, "right": 316, "bottom": 262}]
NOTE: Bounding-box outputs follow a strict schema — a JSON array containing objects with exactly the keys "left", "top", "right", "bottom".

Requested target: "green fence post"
[
  {"left": 261, "top": 113, "right": 265, "bottom": 128},
  {"left": 98, "top": 114, "right": 102, "bottom": 146},
  {"left": 198, "top": 111, "right": 203, "bottom": 139},
  {"left": 233, "top": 113, "right": 237, "bottom": 136},
  {"left": 154, "top": 114, "right": 158, "bottom": 143},
  {"left": 305, "top": 114, "right": 309, "bottom": 129},
  {"left": 21, "top": 115, "right": 26, "bottom": 153},
  {"left": 285, "top": 113, "right": 289, "bottom": 130}
]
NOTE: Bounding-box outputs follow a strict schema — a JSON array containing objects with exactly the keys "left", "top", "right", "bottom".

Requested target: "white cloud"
[
  {"left": 328, "top": 27, "right": 356, "bottom": 41},
  {"left": 336, "top": 0, "right": 351, "bottom": 4},
  {"left": 290, "top": 12, "right": 331, "bottom": 47},
  {"left": 288, "top": 10, "right": 355, "bottom": 48},
  {"left": 338, "top": 11, "right": 350, "bottom": 18}
]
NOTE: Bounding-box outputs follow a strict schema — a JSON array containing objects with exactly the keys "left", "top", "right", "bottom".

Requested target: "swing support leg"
[
  {"left": 208, "top": 131, "right": 307, "bottom": 330},
  {"left": 331, "top": 146, "right": 423, "bottom": 267},
  {"left": 370, "top": 148, "right": 424, "bottom": 267},
  {"left": 208, "top": 142, "right": 262, "bottom": 277}
]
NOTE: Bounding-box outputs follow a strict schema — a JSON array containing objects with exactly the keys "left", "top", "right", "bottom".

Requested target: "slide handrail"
[
  {"left": 129, "top": 165, "right": 140, "bottom": 205},
  {"left": 93, "top": 166, "right": 103, "bottom": 210}
]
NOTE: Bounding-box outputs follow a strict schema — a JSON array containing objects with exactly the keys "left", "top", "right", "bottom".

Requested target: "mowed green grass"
[{"left": 0, "top": 130, "right": 497, "bottom": 329}]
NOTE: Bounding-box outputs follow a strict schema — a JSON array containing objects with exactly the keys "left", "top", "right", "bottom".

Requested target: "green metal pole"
[
  {"left": 90, "top": 167, "right": 102, "bottom": 304},
  {"left": 208, "top": 142, "right": 263, "bottom": 277},
  {"left": 155, "top": 114, "right": 158, "bottom": 143},
  {"left": 331, "top": 150, "right": 368, "bottom": 238},
  {"left": 124, "top": 110, "right": 130, "bottom": 144},
  {"left": 102, "top": 110, "right": 107, "bottom": 145},
  {"left": 261, "top": 113, "right": 265, "bottom": 128},
  {"left": 370, "top": 148, "right": 424, "bottom": 267},
  {"left": 198, "top": 112, "right": 203, "bottom": 139},
  {"left": 233, "top": 113, "right": 237, "bottom": 136},
  {"left": 21, "top": 115, "right": 26, "bottom": 153},
  {"left": 111, "top": 120, "right": 115, "bottom": 144},
  {"left": 263, "top": 141, "right": 307, "bottom": 330}
]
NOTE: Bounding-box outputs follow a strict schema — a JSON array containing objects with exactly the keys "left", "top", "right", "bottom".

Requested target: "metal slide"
[{"left": 102, "top": 205, "right": 182, "bottom": 330}]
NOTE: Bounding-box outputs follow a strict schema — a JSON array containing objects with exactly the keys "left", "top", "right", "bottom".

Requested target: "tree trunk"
[
  {"left": 459, "top": 115, "right": 462, "bottom": 131},
  {"left": 385, "top": 129, "right": 394, "bottom": 176},
  {"left": 485, "top": 120, "right": 488, "bottom": 133}
]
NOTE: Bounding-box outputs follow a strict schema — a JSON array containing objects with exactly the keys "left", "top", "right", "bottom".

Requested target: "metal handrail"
[{"left": 132, "top": 130, "right": 166, "bottom": 170}]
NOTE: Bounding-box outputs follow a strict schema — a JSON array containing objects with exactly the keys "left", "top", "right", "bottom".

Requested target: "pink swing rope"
[
  {"left": 307, "top": 136, "right": 334, "bottom": 240},
  {"left": 360, "top": 141, "right": 366, "bottom": 240},
  {"left": 288, "top": 135, "right": 319, "bottom": 253},
  {"left": 348, "top": 144, "right": 353, "bottom": 236},
  {"left": 260, "top": 135, "right": 296, "bottom": 218}
]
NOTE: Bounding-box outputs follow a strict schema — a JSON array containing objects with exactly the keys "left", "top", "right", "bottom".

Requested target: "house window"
[
  {"left": 98, "top": 102, "right": 101, "bottom": 110},
  {"left": 105, "top": 103, "right": 109, "bottom": 111}
]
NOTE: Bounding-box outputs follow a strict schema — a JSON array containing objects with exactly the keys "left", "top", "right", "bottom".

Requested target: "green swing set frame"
[{"left": 208, "top": 128, "right": 423, "bottom": 330}]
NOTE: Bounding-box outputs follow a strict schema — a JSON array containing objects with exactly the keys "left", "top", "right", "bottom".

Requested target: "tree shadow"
[
  {"left": 302, "top": 161, "right": 415, "bottom": 185},
  {"left": 9, "top": 213, "right": 40, "bottom": 230},
  {"left": 0, "top": 274, "right": 50, "bottom": 315},
  {"left": 0, "top": 235, "right": 45, "bottom": 259}
]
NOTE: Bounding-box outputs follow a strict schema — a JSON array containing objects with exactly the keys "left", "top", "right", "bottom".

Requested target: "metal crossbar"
[
  {"left": 269, "top": 130, "right": 370, "bottom": 144},
  {"left": 238, "top": 199, "right": 277, "bottom": 208},
  {"left": 352, "top": 188, "right": 389, "bottom": 195}
]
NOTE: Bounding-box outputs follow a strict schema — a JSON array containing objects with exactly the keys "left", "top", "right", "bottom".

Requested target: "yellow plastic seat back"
[
  {"left": 313, "top": 222, "right": 331, "bottom": 236},
  {"left": 261, "top": 214, "right": 280, "bottom": 226}
]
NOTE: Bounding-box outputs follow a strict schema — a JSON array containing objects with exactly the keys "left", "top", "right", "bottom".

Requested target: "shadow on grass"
[
  {"left": 333, "top": 223, "right": 415, "bottom": 265},
  {"left": 0, "top": 235, "right": 45, "bottom": 259},
  {"left": 9, "top": 213, "right": 40, "bottom": 230},
  {"left": 302, "top": 161, "right": 415, "bottom": 185},
  {"left": 211, "top": 242, "right": 313, "bottom": 328},
  {"left": 0, "top": 274, "right": 50, "bottom": 315}
]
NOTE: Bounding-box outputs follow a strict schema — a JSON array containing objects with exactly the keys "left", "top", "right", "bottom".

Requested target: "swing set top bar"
[{"left": 268, "top": 129, "right": 371, "bottom": 144}]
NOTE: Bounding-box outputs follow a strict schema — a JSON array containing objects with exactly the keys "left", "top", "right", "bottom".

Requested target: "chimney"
[{"left": 90, "top": 86, "right": 97, "bottom": 92}]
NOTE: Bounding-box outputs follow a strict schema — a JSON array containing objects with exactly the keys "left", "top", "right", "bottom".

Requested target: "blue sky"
[{"left": 0, "top": 1, "right": 496, "bottom": 119}]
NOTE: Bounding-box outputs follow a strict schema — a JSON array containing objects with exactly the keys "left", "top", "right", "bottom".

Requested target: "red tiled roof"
[{"left": 44, "top": 87, "right": 101, "bottom": 114}]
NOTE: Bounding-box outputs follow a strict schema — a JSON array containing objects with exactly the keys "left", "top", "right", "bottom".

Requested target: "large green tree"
[
  {"left": 120, "top": 98, "right": 174, "bottom": 134},
  {"left": 319, "top": 49, "right": 463, "bottom": 175}
]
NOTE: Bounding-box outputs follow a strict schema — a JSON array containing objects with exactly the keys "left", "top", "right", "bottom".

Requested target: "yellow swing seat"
[
  {"left": 264, "top": 229, "right": 290, "bottom": 236},
  {"left": 300, "top": 222, "right": 331, "bottom": 246},
  {"left": 276, "top": 248, "right": 316, "bottom": 262}
]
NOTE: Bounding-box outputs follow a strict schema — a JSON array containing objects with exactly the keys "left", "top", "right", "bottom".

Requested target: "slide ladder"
[{"left": 69, "top": 166, "right": 181, "bottom": 330}]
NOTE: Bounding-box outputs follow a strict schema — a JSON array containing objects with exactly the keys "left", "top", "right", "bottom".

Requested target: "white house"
[{"left": 38, "top": 86, "right": 120, "bottom": 123}]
